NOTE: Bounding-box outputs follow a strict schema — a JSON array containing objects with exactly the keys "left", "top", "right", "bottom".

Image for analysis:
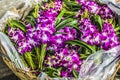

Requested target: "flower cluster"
[
  {"left": 79, "top": 18, "right": 119, "bottom": 50},
  {"left": 47, "top": 27, "right": 77, "bottom": 51},
  {"left": 6, "top": 0, "right": 120, "bottom": 78},
  {"left": 8, "top": 27, "right": 25, "bottom": 43},
  {"left": 7, "top": 27, "right": 33, "bottom": 54},
  {"left": 79, "top": 18, "right": 100, "bottom": 45},
  {"left": 36, "top": 8, "right": 58, "bottom": 44},
  {"left": 98, "top": 5, "right": 114, "bottom": 19},
  {"left": 77, "top": 0, "right": 114, "bottom": 19},
  {"left": 54, "top": 0, "right": 62, "bottom": 11},
  {"left": 45, "top": 46, "right": 82, "bottom": 77},
  {"left": 8, "top": 0, "right": 62, "bottom": 54},
  {"left": 100, "top": 22, "right": 120, "bottom": 50}
]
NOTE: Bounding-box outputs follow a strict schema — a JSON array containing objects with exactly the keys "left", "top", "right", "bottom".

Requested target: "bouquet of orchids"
[{"left": 3, "top": 0, "right": 120, "bottom": 78}]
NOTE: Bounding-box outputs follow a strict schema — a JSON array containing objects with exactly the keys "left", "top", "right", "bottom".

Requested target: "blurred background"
[{"left": 0, "top": 57, "right": 20, "bottom": 80}]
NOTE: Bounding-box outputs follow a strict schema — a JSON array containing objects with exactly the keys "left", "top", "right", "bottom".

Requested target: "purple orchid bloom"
[
  {"left": 45, "top": 46, "right": 83, "bottom": 77},
  {"left": 8, "top": 27, "right": 25, "bottom": 43},
  {"left": 100, "top": 22, "right": 119, "bottom": 50}
]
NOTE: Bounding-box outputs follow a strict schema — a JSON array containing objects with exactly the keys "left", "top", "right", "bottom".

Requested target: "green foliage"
[
  {"left": 66, "top": 40, "right": 96, "bottom": 53},
  {"left": 56, "top": 8, "right": 66, "bottom": 25},
  {"left": 25, "top": 4, "right": 39, "bottom": 26},
  {"left": 32, "top": 5, "right": 39, "bottom": 18},
  {"left": 92, "top": 15, "right": 103, "bottom": 31},
  {"left": 24, "top": 52, "right": 36, "bottom": 69},
  {"left": 80, "top": 49, "right": 92, "bottom": 59},
  {"left": 39, "top": 44, "right": 47, "bottom": 70},
  {"left": 72, "top": 69, "right": 79, "bottom": 78},
  {"left": 56, "top": 18, "right": 78, "bottom": 30},
  {"left": 25, "top": 16, "right": 36, "bottom": 26},
  {"left": 35, "top": 47, "right": 41, "bottom": 68},
  {"left": 45, "top": 67, "right": 62, "bottom": 77},
  {"left": 8, "top": 20, "right": 26, "bottom": 32},
  {"left": 81, "top": 9, "right": 89, "bottom": 19},
  {"left": 63, "top": 0, "right": 81, "bottom": 11}
]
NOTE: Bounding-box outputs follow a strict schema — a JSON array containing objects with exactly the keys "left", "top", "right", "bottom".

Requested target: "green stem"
[
  {"left": 24, "top": 52, "right": 36, "bottom": 69},
  {"left": 21, "top": 56, "right": 29, "bottom": 68},
  {"left": 115, "top": 27, "right": 120, "bottom": 32},
  {"left": 39, "top": 44, "right": 47, "bottom": 70},
  {"left": 35, "top": 47, "right": 41, "bottom": 68}
]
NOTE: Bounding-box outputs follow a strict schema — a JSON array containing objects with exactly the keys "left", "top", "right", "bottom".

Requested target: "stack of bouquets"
[{"left": 4, "top": 0, "right": 120, "bottom": 78}]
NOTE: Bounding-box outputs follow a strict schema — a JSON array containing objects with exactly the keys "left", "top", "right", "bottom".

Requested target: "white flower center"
[{"left": 42, "top": 34, "right": 48, "bottom": 41}]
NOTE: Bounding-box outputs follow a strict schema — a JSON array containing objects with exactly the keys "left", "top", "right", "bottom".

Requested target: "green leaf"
[
  {"left": 32, "top": 5, "right": 39, "bottom": 18},
  {"left": 20, "top": 56, "right": 29, "bottom": 67},
  {"left": 8, "top": 20, "right": 26, "bottom": 32},
  {"left": 45, "top": 67, "right": 60, "bottom": 77},
  {"left": 116, "top": 32, "right": 120, "bottom": 35},
  {"left": 25, "top": 19, "right": 35, "bottom": 26},
  {"left": 25, "top": 16, "right": 36, "bottom": 26},
  {"left": 72, "top": 69, "right": 79, "bottom": 78},
  {"left": 64, "top": 0, "right": 79, "bottom": 6},
  {"left": 115, "top": 27, "right": 120, "bottom": 32},
  {"left": 39, "top": 44, "right": 47, "bottom": 70},
  {"left": 56, "top": 18, "right": 78, "bottom": 30},
  {"left": 108, "top": 19, "right": 114, "bottom": 25},
  {"left": 63, "top": 0, "right": 81, "bottom": 11},
  {"left": 45, "top": 67, "right": 57, "bottom": 72},
  {"left": 64, "top": 12, "right": 77, "bottom": 19},
  {"left": 66, "top": 40, "right": 96, "bottom": 53},
  {"left": 80, "top": 54, "right": 90, "bottom": 59},
  {"left": 24, "top": 52, "right": 36, "bottom": 69},
  {"left": 35, "top": 47, "right": 41, "bottom": 68},
  {"left": 81, "top": 9, "right": 89, "bottom": 18},
  {"left": 56, "top": 8, "right": 66, "bottom": 25},
  {"left": 93, "top": 15, "right": 103, "bottom": 31}
]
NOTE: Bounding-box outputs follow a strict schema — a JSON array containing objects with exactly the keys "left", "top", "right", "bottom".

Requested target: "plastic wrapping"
[
  {"left": 35, "top": 45, "right": 120, "bottom": 80},
  {"left": 99, "top": 0, "right": 120, "bottom": 15},
  {"left": 37, "top": 72, "right": 78, "bottom": 80},
  {"left": 79, "top": 45, "right": 120, "bottom": 80},
  {"left": 0, "top": 32, "right": 26, "bottom": 70}
]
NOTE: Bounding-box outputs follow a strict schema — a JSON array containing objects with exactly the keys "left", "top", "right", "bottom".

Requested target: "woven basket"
[
  {"left": 0, "top": 43, "right": 52, "bottom": 80},
  {"left": 0, "top": 43, "right": 120, "bottom": 80}
]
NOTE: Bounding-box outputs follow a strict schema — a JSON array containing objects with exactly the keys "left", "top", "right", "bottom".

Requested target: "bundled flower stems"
[{"left": 0, "top": 0, "right": 120, "bottom": 79}]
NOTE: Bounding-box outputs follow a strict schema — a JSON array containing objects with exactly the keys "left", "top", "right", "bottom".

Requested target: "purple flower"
[
  {"left": 98, "top": 5, "right": 114, "bottom": 19},
  {"left": 77, "top": 0, "right": 114, "bottom": 19},
  {"left": 61, "top": 71, "right": 68, "bottom": 77},
  {"left": 35, "top": 8, "right": 59, "bottom": 44},
  {"left": 79, "top": 18, "right": 119, "bottom": 50},
  {"left": 85, "top": 1, "right": 99, "bottom": 14},
  {"left": 47, "top": 44, "right": 58, "bottom": 51},
  {"left": 47, "top": 27, "right": 77, "bottom": 51},
  {"left": 7, "top": 1, "right": 63, "bottom": 55},
  {"left": 63, "top": 27, "right": 77, "bottom": 40},
  {"left": 8, "top": 27, "right": 25, "bottom": 43},
  {"left": 80, "top": 18, "right": 100, "bottom": 45},
  {"left": 26, "top": 26, "right": 41, "bottom": 47},
  {"left": 51, "top": 35, "right": 65, "bottom": 45},
  {"left": 54, "top": 0, "right": 62, "bottom": 11},
  {"left": 100, "top": 22, "right": 119, "bottom": 50},
  {"left": 40, "top": 32, "right": 51, "bottom": 44},
  {"left": 77, "top": 0, "right": 87, "bottom": 5},
  {"left": 77, "top": 0, "right": 99, "bottom": 14},
  {"left": 17, "top": 38, "right": 33, "bottom": 54},
  {"left": 26, "top": 23, "right": 33, "bottom": 29},
  {"left": 45, "top": 46, "right": 83, "bottom": 77}
]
